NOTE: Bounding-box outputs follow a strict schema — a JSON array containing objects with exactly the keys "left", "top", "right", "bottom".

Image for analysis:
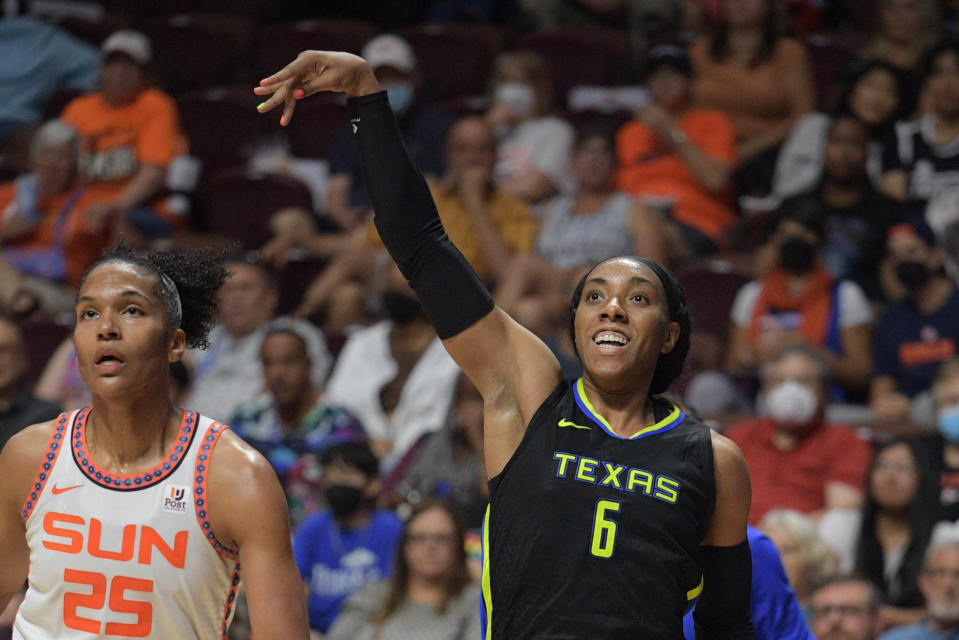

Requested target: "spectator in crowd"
[
  {"left": 32, "top": 335, "right": 89, "bottom": 412},
  {"left": 926, "top": 358, "right": 959, "bottom": 522},
  {"left": 723, "top": 202, "right": 874, "bottom": 398},
  {"left": 186, "top": 258, "right": 288, "bottom": 422},
  {"left": 616, "top": 44, "right": 737, "bottom": 261},
  {"left": 862, "top": 0, "right": 940, "bottom": 76},
  {"left": 0, "top": 316, "right": 59, "bottom": 452},
  {"left": 293, "top": 442, "right": 403, "bottom": 636},
  {"left": 326, "top": 33, "right": 452, "bottom": 231},
  {"left": 295, "top": 116, "right": 537, "bottom": 332},
  {"left": 776, "top": 116, "right": 905, "bottom": 302},
  {"left": 230, "top": 318, "right": 365, "bottom": 527},
  {"left": 0, "top": 15, "right": 99, "bottom": 171},
  {"left": 880, "top": 41, "right": 959, "bottom": 218},
  {"left": 496, "top": 122, "right": 666, "bottom": 346},
  {"left": 810, "top": 575, "right": 883, "bottom": 640},
  {"left": 486, "top": 49, "right": 574, "bottom": 203},
  {"left": 324, "top": 271, "right": 460, "bottom": 469},
  {"left": 871, "top": 222, "right": 959, "bottom": 425},
  {"left": 327, "top": 499, "right": 480, "bottom": 640},
  {"left": 724, "top": 344, "right": 873, "bottom": 523},
  {"left": 689, "top": 0, "right": 816, "bottom": 196},
  {"left": 394, "top": 375, "right": 488, "bottom": 529},
  {"left": 819, "top": 439, "right": 937, "bottom": 630},
  {"left": 878, "top": 521, "right": 959, "bottom": 639},
  {"left": 0, "top": 120, "right": 115, "bottom": 317},
  {"left": 773, "top": 61, "right": 909, "bottom": 204},
  {"left": 60, "top": 30, "right": 188, "bottom": 242},
  {"left": 684, "top": 524, "right": 815, "bottom": 640},
  {"left": 758, "top": 509, "right": 837, "bottom": 616}
]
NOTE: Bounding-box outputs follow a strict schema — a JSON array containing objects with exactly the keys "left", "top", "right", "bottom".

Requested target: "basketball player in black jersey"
[{"left": 256, "top": 52, "right": 755, "bottom": 639}]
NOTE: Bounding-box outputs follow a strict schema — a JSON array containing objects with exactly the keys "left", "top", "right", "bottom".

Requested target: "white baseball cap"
[
  {"left": 361, "top": 34, "right": 416, "bottom": 73},
  {"left": 101, "top": 30, "right": 152, "bottom": 65}
]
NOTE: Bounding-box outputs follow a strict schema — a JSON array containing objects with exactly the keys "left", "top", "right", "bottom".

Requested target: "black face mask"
[
  {"left": 379, "top": 291, "right": 423, "bottom": 325},
  {"left": 895, "top": 260, "right": 929, "bottom": 288},
  {"left": 325, "top": 485, "right": 364, "bottom": 517},
  {"left": 779, "top": 237, "right": 816, "bottom": 274}
]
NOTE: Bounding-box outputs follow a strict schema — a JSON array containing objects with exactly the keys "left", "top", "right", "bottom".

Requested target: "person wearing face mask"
[
  {"left": 723, "top": 201, "right": 874, "bottom": 399},
  {"left": 325, "top": 34, "right": 453, "bottom": 231},
  {"left": 292, "top": 442, "right": 403, "bottom": 637},
  {"left": 871, "top": 221, "right": 959, "bottom": 425},
  {"left": 724, "top": 343, "right": 874, "bottom": 524},
  {"left": 486, "top": 50, "right": 575, "bottom": 203}
]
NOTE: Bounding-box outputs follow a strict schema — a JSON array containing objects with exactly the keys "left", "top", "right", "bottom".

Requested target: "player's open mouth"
[
  {"left": 94, "top": 350, "right": 125, "bottom": 374},
  {"left": 593, "top": 331, "right": 629, "bottom": 350}
]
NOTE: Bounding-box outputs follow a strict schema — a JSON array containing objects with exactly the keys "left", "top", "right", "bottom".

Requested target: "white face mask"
[
  {"left": 494, "top": 82, "right": 535, "bottom": 118},
  {"left": 765, "top": 380, "right": 819, "bottom": 428}
]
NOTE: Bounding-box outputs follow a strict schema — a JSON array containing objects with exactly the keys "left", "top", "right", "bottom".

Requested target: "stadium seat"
[
  {"left": 177, "top": 87, "right": 268, "bottom": 177},
  {"left": 21, "top": 316, "right": 72, "bottom": 386},
  {"left": 142, "top": 17, "right": 236, "bottom": 94},
  {"left": 515, "top": 29, "right": 629, "bottom": 108},
  {"left": 250, "top": 19, "right": 376, "bottom": 84},
  {"left": 197, "top": 168, "right": 313, "bottom": 249},
  {"left": 286, "top": 96, "right": 349, "bottom": 160},
  {"left": 397, "top": 23, "right": 506, "bottom": 103}
]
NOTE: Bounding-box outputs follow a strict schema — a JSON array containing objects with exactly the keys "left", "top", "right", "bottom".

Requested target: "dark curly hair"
[
  {"left": 568, "top": 257, "right": 691, "bottom": 396},
  {"left": 78, "top": 242, "right": 231, "bottom": 350}
]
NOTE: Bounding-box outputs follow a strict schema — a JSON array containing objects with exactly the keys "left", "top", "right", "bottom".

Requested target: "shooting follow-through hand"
[{"left": 254, "top": 50, "right": 381, "bottom": 126}]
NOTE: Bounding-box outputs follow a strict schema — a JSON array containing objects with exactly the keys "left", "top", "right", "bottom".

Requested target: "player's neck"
[
  {"left": 581, "top": 377, "right": 657, "bottom": 435},
  {"left": 87, "top": 394, "right": 180, "bottom": 475}
]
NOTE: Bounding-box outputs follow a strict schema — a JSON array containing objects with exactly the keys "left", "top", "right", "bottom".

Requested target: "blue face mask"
[
  {"left": 385, "top": 83, "right": 414, "bottom": 115},
  {"left": 939, "top": 404, "right": 959, "bottom": 443}
]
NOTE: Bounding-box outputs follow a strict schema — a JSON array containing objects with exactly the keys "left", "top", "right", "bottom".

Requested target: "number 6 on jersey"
[{"left": 590, "top": 499, "right": 621, "bottom": 558}]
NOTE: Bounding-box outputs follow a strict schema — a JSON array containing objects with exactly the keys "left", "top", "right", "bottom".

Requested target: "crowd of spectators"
[{"left": 10, "top": 0, "right": 959, "bottom": 637}]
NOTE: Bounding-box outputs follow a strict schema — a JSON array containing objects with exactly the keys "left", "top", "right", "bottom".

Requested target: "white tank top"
[{"left": 14, "top": 408, "right": 240, "bottom": 640}]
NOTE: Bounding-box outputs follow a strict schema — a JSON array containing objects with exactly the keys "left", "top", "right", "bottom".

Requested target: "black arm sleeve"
[
  {"left": 693, "top": 540, "right": 757, "bottom": 640},
  {"left": 347, "top": 91, "right": 494, "bottom": 339}
]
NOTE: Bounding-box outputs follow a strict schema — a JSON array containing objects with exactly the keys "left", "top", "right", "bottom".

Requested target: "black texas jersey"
[{"left": 481, "top": 379, "right": 716, "bottom": 639}]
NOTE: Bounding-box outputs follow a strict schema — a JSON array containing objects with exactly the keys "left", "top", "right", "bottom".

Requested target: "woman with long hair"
[
  {"left": 328, "top": 499, "right": 479, "bottom": 640},
  {"left": 689, "top": 0, "right": 816, "bottom": 196},
  {"left": 0, "top": 244, "right": 309, "bottom": 639},
  {"left": 820, "top": 438, "right": 938, "bottom": 629}
]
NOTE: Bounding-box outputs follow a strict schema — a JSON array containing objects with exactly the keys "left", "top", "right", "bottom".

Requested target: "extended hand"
[{"left": 254, "top": 50, "right": 380, "bottom": 126}]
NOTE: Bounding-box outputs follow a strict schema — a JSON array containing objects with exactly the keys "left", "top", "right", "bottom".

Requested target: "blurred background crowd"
[{"left": 8, "top": 0, "right": 959, "bottom": 637}]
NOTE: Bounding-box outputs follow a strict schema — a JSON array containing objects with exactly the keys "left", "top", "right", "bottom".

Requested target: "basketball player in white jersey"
[{"left": 0, "top": 244, "right": 309, "bottom": 639}]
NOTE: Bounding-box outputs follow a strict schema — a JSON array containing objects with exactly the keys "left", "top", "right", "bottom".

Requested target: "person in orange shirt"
[
  {"left": 0, "top": 120, "right": 114, "bottom": 317},
  {"left": 60, "top": 30, "right": 187, "bottom": 242},
  {"left": 616, "top": 44, "right": 737, "bottom": 261}
]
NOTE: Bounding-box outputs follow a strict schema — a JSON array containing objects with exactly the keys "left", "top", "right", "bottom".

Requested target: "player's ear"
[
  {"left": 168, "top": 328, "right": 186, "bottom": 363},
  {"left": 660, "top": 321, "right": 680, "bottom": 355}
]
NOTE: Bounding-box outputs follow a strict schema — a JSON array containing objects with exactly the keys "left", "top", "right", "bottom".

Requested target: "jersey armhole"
[
  {"left": 194, "top": 422, "right": 239, "bottom": 560},
  {"left": 21, "top": 411, "right": 75, "bottom": 523},
  {"left": 487, "top": 379, "right": 568, "bottom": 497}
]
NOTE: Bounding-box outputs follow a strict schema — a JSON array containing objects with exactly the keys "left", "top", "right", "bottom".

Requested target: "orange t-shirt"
[
  {"left": 0, "top": 181, "right": 114, "bottom": 288},
  {"left": 689, "top": 37, "right": 812, "bottom": 144},
  {"left": 61, "top": 88, "right": 187, "bottom": 225},
  {"left": 363, "top": 183, "right": 537, "bottom": 283},
  {"left": 615, "top": 109, "right": 737, "bottom": 242}
]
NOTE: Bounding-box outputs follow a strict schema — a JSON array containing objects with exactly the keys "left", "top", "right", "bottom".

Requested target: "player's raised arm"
[{"left": 255, "top": 52, "right": 561, "bottom": 475}]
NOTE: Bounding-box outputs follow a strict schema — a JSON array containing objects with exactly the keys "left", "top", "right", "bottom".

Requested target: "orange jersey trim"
[
  {"left": 21, "top": 411, "right": 72, "bottom": 522},
  {"left": 71, "top": 408, "right": 199, "bottom": 490},
  {"left": 193, "top": 422, "right": 239, "bottom": 560}
]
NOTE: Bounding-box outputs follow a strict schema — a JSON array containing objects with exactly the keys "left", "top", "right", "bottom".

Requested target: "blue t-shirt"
[
  {"left": 873, "top": 289, "right": 959, "bottom": 397},
  {"left": 684, "top": 526, "right": 813, "bottom": 640},
  {"left": 293, "top": 509, "right": 403, "bottom": 632}
]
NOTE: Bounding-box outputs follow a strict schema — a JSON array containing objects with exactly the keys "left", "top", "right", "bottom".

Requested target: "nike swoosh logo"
[
  {"left": 558, "top": 418, "right": 591, "bottom": 430},
  {"left": 51, "top": 484, "right": 83, "bottom": 495}
]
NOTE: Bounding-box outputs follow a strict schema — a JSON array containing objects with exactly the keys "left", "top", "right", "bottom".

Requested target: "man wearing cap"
[
  {"left": 60, "top": 30, "right": 187, "bottom": 243},
  {"left": 615, "top": 44, "right": 738, "bottom": 261},
  {"left": 326, "top": 34, "right": 452, "bottom": 231},
  {"left": 871, "top": 221, "right": 959, "bottom": 425}
]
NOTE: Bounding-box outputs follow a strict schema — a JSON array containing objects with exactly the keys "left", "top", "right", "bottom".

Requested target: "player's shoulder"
[
  {"left": 0, "top": 418, "right": 63, "bottom": 505},
  {"left": 205, "top": 426, "right": 276, "bottom": 490}
]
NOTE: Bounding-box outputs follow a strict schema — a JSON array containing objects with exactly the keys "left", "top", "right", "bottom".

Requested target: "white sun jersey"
[{"left": 14, "top": 408, "right": 240, "bottom": 640}]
